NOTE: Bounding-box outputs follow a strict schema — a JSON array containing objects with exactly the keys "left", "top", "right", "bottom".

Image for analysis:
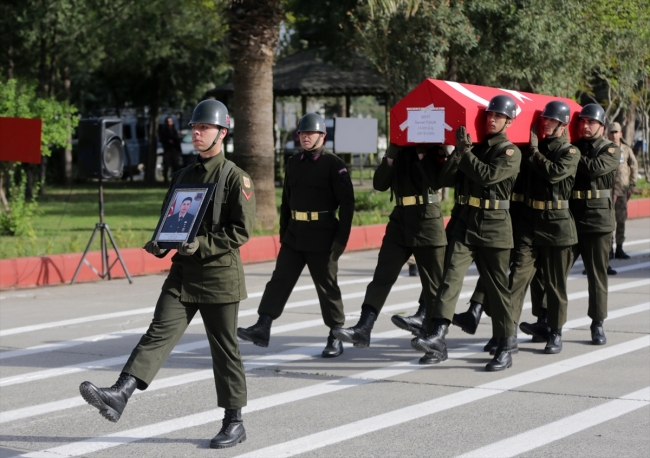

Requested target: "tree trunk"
[
  {"left": 63, "top": 64, "right": 73, "bottom": 186},
  {"left": 624, "top": 102, "right": 635, "bottom": 147},
  {"left": 228, "top": 0, "right": 282, "bottom": 231},
  {"left": 232, "top": 55, "right": 276, "bottom": 229}
]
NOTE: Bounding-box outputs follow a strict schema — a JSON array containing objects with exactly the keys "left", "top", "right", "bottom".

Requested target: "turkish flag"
[{"left": 168, "top": 198, "right": 176, "bottom": 216}]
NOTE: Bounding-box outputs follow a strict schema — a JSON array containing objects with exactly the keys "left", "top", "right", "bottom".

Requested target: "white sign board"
[
  {"left": 334, "top": 117, "right": 378, "bottom": 154},
  {"left": 406, "top": 108, "right": 445, "bottom": 143}
]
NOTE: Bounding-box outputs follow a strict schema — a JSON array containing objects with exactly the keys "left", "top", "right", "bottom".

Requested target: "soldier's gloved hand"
[
  {"left": 530, "top": 123, "right": 539, "bottom": 148},
  {"left": 143, "top": 241, "right": 166, "bottom": 256},
  {"left": 627, "top": 187, "right": 633, "bottom": 199},
  {"left": 177, "top": 240, "right": 199, "bottom": 256},
  {"left": 330, "top": 241, "right": 346, "bottom": 262},
  {"left": 386, "top": 143, "right": 400, "bottom": 160},
  {"left": 455, "top": 126, "right": 472, "bottom": 154}
]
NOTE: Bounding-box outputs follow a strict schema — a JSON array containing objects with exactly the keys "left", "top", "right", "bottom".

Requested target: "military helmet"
[
  {"left": 485, "top": 95, "right": 517, "bottom": 120},
  {"left": 297, "top": 113, "right": 326, "bottom": 133},
  {"left": 189, "top": 99, "right": 230, "bottom": 129},
  {"left": 579, "top": 103, "right": 605, "bottom": 125},
  {"left": 541, "top": 101, "right": 571, "bottom": 125}
]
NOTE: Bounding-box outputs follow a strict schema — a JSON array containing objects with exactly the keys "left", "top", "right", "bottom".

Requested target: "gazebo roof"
[{"left": 206, "top": 50, "right": 388, "bottom": 99}]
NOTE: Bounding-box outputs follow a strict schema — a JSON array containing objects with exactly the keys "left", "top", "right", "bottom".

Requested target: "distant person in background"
[
  {"left": 608, "top": 122, "right": 638, "bottom": 259},
  {"left": 160, "top": 117, "right": 183, "bottom": 183}
]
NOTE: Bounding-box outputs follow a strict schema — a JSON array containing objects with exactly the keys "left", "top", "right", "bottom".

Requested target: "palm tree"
[{"left": 228, "top": 0, "right": 282, "bottom": 230}]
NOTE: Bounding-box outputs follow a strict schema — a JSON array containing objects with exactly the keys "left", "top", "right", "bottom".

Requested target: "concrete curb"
[{"left": 2, "top": 197, "right": 649, "bottom": 290}]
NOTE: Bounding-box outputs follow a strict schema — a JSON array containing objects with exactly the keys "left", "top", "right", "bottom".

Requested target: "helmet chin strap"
[
  {"left": 550, "top": 122, "right": 564, "bottom": 137},
  {"left": 494, "top": 119, "right": 510, "bottom": 135},
  {"left": 200, "top": 127, "right": 222, "bottom": 153},
  {"left": 306, "top": 134, "right": 324, "bottom": 151}
]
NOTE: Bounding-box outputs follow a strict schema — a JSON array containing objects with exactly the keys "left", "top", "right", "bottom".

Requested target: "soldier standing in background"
[
  {"left": 79, "top": 100, "right": 254, "bottom": 449},
  {"left": 523, "top": 101, "right": 579, "bottom": 354},
  {"left": 411, "top": 95, "right": 521, "bottom": 371},
  {"left": 237, "top": 113, "right": 354, "bottom": 358},
  {"left": 608, "top": 122, "right": 638, "bottom": 259},
  {"left": 334, "top": 143, "right": 449, "bottom": 355},
  {"left": 570, "top": 104, "right": 621, "bottom": 346}
]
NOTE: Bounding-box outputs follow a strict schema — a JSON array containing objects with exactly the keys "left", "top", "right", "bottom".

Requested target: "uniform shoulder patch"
[
  {"left": 243, "top": 176, "right": 251, "bottom": 188},
  {"left": 569, "top": 148, "right": 576, "bottom": 154},
  {"left": 608, "top": 147, "right": 615, "bottom": 154},
  {"left": 505, "top": 148, "right": 514, "bottom": 156}
]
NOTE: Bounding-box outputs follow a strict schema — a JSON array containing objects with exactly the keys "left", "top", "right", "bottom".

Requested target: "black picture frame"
[{"left": 152, "top": 183, "right": 216, "bottom": 249}]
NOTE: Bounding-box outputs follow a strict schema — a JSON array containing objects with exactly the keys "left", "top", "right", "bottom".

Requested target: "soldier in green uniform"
[
  {"left": 411, "top": 95, "right": 521, "bottom": 371},
  {"left": 237, "top": 113, "right": 354, "bottom": 358},
  {"left": 333, "top": 143, "right": 449, "bottom": 355},
  {"left": 522, "top": 101, "right": 579, "bottom": 353},
  {"left": 79, "top": 100, "right": 254, "bottom": 449},
  {"left": 569, "top": 104, "right": 621, "bottom": 345}
]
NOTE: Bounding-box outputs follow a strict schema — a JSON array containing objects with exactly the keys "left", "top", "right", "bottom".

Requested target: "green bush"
[{"left": 0, "top": 169, "right": 41, "bottom": 237}]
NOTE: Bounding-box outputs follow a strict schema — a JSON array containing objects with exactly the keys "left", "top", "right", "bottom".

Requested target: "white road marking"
[
  {"left": 15, "top": 336, "right": 649, "bottom": 458},
  {"left": 3, "top": 300, "right": 648, "bottom": 425},
  {"left": 456, "top": 386, "right": 650, "bottom": 458},
  {"left": 234, "top": 336, "right": 650, "bottom": 458}
]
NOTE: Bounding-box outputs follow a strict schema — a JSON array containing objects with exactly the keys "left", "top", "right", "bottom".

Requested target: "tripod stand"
[{"left": 71, "top": 177, "right": 133, "bottom": 285}]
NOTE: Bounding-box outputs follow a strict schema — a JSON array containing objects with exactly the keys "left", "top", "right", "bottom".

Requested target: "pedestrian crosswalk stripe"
[{"left": 455, "top": 386, "right": 650, "bottom": 458}]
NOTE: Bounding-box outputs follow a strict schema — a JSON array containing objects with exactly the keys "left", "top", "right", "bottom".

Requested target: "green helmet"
[
  {"left": 486, "top": 95, "right": 517, "bottom": 120},
  {"left": 297, "top": 113, "right": 326, "bottom": 133},
  {"left": 579, "top": 104, "right": 606, "bottom": 125},
  {"left": 189, "top": 100, "right": 230, "bottom": 129},
  {"left": 541, "top": 101, "right": 571, "bottom": 125}
]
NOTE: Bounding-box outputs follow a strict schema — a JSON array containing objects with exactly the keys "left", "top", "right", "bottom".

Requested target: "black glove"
[
  {"left": 177, "top": 240, "right": 199, "bottom": 256},
  {"left": 143, "top": 241, "right": 166, "bottom": 256},
  {"left": 455, "top": 126, "right": 472, "bottom": 154},
  {"left": 386, "top": 143, "right": 400, "bottom": 159},
  {"left": 330, "top": 241, "right": 346, "bottom": 262}
]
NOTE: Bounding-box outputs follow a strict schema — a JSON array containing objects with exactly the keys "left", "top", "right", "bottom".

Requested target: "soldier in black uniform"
[
  {"left": 569, "top": 104, "right": 621, "bottom": 345},
  {"left": 79, "top": 100, "right": 254, "bottom": 449},
  {"left": 411, "top": 95, "right": 521, "bottom": 371},
  {"left": 237, "top": 113, "right": 354, "bottom": 357},
  {"left": 333, "top": 143, "right": 448, "bottom": 356},
  {"left": 162, "top": 197, "right": 196, "bottom": 233}
]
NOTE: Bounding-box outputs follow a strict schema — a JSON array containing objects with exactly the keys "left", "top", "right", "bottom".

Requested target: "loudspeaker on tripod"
[{"left": 77, "top": 118, "right": 125, "bottom": 178}]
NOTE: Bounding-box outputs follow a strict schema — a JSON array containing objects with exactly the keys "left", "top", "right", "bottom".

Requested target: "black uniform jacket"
[
  {"left": 279, "top": 145, "right": 355, "bottom": 252},
  {"left": 529, "top": 137, "right": 579, "bottom": 247},
  {"left": 374, "top": 146, "right": 448, "bottom": 247},
  {"left": 570, "top": 136, "right": 621, "bottom": 234}
]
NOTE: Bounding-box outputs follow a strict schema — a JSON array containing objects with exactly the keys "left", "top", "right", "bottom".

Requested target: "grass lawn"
[{"left": 0, "top": 179, "right": 455, "bottom": 259}]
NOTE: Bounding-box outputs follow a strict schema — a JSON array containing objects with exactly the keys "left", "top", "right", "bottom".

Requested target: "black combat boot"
[
  {"left": 322, "top": 329, "right": 343, "bottom": 358},
  {"left": 519, "top": 309, "right": 550, "bottom": 343},
  {"left": 332, "top": 307, "right": 377, "bottom": 348},
  {"left": 452, "top": 300, "right": 483, "bottom": 335},
  {"left": 409, "top": 264, "right": 419, "bottom": 277},
  {"left": 237, "top": 314, "right": 273, "bottom": 347},
  {"left": 615, "top": 245, "right": 630, "bottom": 259},
  {"left": 486, "top": 336, "right": 516, "bottom": 371},
  {"left": 391, "top": 299, "right": 426, "bottom": 336},
  {"left": 590, "top": 320, "right": 607, "bottom": 345},
  {"left": 609, "top": 247, "right": 614, "bottom": 260},
  {"left": 210, "top": 408, "right": 246, "bottom": 449},
  {"left": 411, "top": 319, "right": 449, "bottom": 364},
  {"left": 490, "top": 325, "right": 518, "bottom": 355},
  {"left": 607, "top": 265, "right": 617, "bottom": 275},
  {"left": 544, "top": 329, "right": 563, "bottom": 354},
  {"left": 483, "top": 336, "right": 499, "bottom": 353},
  {"left": 79, "top": 372, "right": 138, "bottom": 422}
]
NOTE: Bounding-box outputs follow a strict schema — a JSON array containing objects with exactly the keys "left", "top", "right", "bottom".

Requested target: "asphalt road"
[{"left": 1, "top": 218, "right": 648, "bottom": 458}]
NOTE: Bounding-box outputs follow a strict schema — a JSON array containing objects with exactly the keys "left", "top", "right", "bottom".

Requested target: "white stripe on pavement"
[
  {"left": 234, "top": 336, "right": 650, "bottom": 458},
  {"left": 3, "top": 299, "right": 648, "bottom": 425},
  {"left": 16, "top": 336, "right": 649, "bottom": 458},
  {"left": 456, "top": 386, "right": 650, "bottom": 458}
]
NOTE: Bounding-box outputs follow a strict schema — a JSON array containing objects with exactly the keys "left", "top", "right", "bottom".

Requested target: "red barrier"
[{"left": 0, "top": 208, "right": 646, "bottom": 290}]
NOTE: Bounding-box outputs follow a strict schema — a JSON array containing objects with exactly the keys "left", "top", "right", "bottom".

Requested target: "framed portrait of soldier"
[{"left": 152, "top": 183, "right": 216, "bottom": 249}]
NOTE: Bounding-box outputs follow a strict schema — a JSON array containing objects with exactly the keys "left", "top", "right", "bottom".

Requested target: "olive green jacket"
[
  {"left": 279, "top": 146, "right": 355, "bottom": 252},
  {"left": 529, "top": 137, "right": 579, "bottom": 247},
  {"left": 374, "top": 146, "right": 447, "bottom": 247},
  {"left": 161, "top": 152, "right": 256, "bottom": 303},
  {"left": 570, "top": 136, "right": 621, "bottom": 234},
  {"left": 510, "top": 144, "right": 535, "bottom": 247},
  {"left": 448, "top": 133, "right": 521, "bottom": 249}
]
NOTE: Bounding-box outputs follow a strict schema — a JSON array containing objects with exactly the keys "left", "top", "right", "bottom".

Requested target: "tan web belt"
[
  {"left": 396, "top": 194, "right": 440, "bottom": 206},
  {"left": 529, "top": 200, "right": 569, "bottom": 210},
  {"left": 468, "top": 196, "right": 509, "bottom": 210},
  {"left": 455, "top": 196, "right": 467, "bottom": 205},
  {"left": 291, "top": 211, "right": 335, "bottom": 222},
  {"left": 571, "top": 189, "right": 611, "bottom": 199},
  {"left": 510, "top": 192, "right": 526, "bottom": 203}
]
